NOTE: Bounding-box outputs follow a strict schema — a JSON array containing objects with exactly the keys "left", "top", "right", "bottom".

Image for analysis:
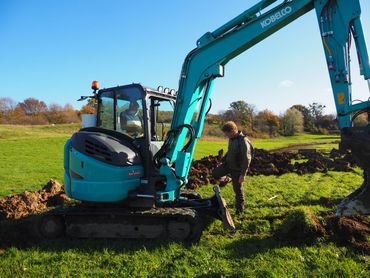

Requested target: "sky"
[{"left": 0, "top": 0, "right": 369, "bottom": 115}]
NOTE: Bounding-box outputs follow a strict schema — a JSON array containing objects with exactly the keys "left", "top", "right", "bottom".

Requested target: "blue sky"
[{"left": 1, "top": 0, "right": 369, "bottom": 115}]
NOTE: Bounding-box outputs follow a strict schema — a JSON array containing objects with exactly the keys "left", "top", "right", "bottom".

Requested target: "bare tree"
[
  {"left": 18, "top": 98, "right": 47, "bottom": 115},
  {"left": 0, "top": 97, "right": 17, "bottom": 115}
]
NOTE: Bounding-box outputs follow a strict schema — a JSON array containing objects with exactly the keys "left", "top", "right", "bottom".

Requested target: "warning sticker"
[{"left": 337, "top": 92, "right": 345, "bottom": 104}]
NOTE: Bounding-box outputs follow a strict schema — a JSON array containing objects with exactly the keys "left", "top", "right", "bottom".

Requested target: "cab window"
[
  {"left": 117, "top": 98, "right": 144, "bottom": 138},
  {"left": 151, "top": 99, "right": 174, "bottom": 141},
  {"left": 97, "top": 87, "right": 145, "bottom": 139}
]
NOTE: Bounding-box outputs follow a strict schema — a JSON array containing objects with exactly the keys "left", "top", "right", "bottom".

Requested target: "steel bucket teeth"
[
  {"left": 213, "top": 185, "right": 235, "bottom": 230},
  {"left": 337, "top": 172, "right": 370, "bottom": 216}
]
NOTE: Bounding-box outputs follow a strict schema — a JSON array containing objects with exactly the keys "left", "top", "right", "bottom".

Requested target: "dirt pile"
[
  {"left": 188, "top": 150, "right": 225, "bottom": 188},
  {"left": 187, "top": 148, "right": 356, "bottom": 189},
  {"left": 275, "top": 209, "right": 370, "bottom": 252},
  {"left": 0, "top": 179, "right": 69, "bottom": 221},
  {"left": 325, "top": 214, "right": 370, "bottom": 252},
  {"left": 275, "top": 208, "right": 326, "bottom": 241}
]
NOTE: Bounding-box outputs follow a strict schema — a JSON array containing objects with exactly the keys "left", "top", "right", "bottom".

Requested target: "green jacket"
[{"left": 225, "top": 132, "right": 253, "bottom": 177}]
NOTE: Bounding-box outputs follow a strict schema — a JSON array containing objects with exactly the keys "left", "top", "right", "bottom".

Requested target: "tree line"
[
  {"left": 205, "top": 100, "right": 367, "bottom": 137},
  {"left": 1, "top": 97, "right": 367, "bottom": 138},
  {"left": 0, "top": 97, "right": 81, "bottom": 125}
]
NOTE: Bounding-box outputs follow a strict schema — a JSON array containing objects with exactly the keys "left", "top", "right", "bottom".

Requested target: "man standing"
[{"left": 212, "top": 121, "right": 253, "bottom": 215}]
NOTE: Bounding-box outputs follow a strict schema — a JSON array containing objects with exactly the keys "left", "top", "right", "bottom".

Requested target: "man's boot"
[
  {"left": 219, "top": 176, "right": 232, "bottom": 187},
  {"left": 235, "top": 198, "right": 245, "bottom": 215}
]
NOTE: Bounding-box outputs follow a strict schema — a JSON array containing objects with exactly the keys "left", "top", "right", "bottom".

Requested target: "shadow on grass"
[{"left": 224, "top": 235, "right": 315, "bottom": 260}]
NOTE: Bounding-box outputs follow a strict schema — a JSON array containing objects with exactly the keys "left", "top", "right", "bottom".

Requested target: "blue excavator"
[{"left": 38, "top": 0, "right": 370, "bottom": 241}]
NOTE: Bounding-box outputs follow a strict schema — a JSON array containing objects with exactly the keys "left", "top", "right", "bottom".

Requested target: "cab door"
[{"left": 149, "top": 98, "right": 175, "bottom": 155}]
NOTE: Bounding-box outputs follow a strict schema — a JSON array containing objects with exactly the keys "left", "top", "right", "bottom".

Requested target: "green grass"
[
  {"left": 0, "top": 124, "right": 368, "bottom": 277},
  {"left": 0, "top": 125, "right": 78, "bottom": 196}
]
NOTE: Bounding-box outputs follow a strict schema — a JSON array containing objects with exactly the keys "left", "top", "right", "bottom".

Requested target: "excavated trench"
[{"left": 0, "top": 149, "right": 368, "bottom": 252}]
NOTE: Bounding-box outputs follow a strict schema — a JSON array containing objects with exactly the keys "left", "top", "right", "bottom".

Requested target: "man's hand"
[{"left": 238, "top": 175, "right": 245, "bottom": 184}]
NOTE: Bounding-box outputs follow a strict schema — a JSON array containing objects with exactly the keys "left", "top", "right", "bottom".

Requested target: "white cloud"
[{"left": 279, "top": 80, "right": 295, "bottom": 88}]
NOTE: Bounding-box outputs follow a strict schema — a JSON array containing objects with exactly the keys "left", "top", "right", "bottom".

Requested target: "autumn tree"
[
  {"left": 221, "top": 100, "right": 256, "bottom": 130},
  {"left": 290, "top": 104, "right": 313, "bottom": 131},
  {"left": 255, "top": 109, "right": 281, "bottom": 136},
  {"left": 46, "top": 103, "right": 66, "bottom": 124},
  {"left": 18, "top": 98, "right": 47, "bottom": 115},
  {"left": 317, "top": 114, "right": 338, "bottom": 130},
  {"left": 281, "top": 108, "right": 304, "bottom": 136},
  {"left": 8, "top": 106, "right": 29, "bottom": 124},
  {"left": 63, "top": 104, "right": 79, "bottom": 123},
  {"left": 80, "top": 98, "right": 97, "bottom": 115}
]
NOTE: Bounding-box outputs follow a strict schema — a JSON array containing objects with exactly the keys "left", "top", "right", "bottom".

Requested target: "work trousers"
[{"left": 212, "top": 164, "right": 245, "bottom": 212}]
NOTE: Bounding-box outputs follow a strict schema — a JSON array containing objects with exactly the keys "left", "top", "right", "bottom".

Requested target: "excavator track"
[{"left": 35, "top": 206, "right": 204, "bottom": 242}]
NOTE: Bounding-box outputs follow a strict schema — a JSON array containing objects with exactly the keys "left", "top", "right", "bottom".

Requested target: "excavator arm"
[{"left": 155, "top": 0, "right": 370, "bottom": 216}]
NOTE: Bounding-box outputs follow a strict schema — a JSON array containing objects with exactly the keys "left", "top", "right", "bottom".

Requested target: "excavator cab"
[
  {"left": 95, "top": 84, "right": 176, "bottom": 156},
  {"left": 65, "top": 83, "right": 177, "bottom": 203}
]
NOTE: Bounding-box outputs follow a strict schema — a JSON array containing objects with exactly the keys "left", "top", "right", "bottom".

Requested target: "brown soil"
[
  {"left": 187, "top": 148, "right": 356, "bottom": 189},
  {"left": 0, "top": 179, "right": 70, "bottom": 221},
  {"left": 270, "top": 141, "right": 339, "bottom": 153},
  {"left": 325, "top": 214, "right": 370, "bottom": 252},
  {"left": 275, "top": 211, "right": 370, "bottom": 253}
]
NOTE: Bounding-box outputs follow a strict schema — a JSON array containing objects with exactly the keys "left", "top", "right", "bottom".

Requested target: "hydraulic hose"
[
  {"left": 153, "top": 124, "right": 195, "bottom": 168},
  {"left": 205, "top": 99, "right": 212, "bottom": 116}
]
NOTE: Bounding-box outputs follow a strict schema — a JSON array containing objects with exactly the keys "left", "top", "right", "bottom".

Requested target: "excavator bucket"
[
  {"left": 213, "top": 186, "right": 235, "bottom": 230},
  {"left": 336, "top": 127, "right": 370, "bottom": 216}
]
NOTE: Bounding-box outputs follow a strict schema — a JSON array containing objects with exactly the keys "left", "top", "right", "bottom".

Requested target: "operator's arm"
[{"left": 240, "top": 139, "right": 251, "bottom": 177}]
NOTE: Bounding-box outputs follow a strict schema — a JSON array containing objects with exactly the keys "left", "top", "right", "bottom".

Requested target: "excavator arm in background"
[{"left": 156, "top": 0, "right": 370, "bottom": 216}]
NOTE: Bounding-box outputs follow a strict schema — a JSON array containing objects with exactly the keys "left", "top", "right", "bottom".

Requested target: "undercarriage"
[{"left": 33, "top": 186, "right": 235, "bottom": 243}]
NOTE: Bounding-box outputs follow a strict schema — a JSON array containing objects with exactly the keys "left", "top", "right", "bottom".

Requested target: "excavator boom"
[{"left": 155, "top": 0, "right": 370, "bottom": 216}]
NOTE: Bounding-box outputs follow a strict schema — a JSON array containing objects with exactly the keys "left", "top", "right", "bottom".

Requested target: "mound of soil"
[
  {"left": 325, "top": 214, "right": 370, "bottom": 252},
  {"left": 275, "top": 210, "right": 370, "bottom": 252},
  {"left": 275, "top": 208, "right": 326, "bottom": 241},
  {"left": 187, "top": 148, "right": 356, "bottom": 189},
  {"left": 0, "top": 180, "right": 69, "bottom": 221}
]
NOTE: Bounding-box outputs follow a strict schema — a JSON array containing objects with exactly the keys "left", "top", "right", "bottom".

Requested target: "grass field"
[{"left": 0, "top": 124, "right": 368, "bottom": 277}]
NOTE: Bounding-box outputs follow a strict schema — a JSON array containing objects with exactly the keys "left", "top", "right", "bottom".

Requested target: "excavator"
[{"left": 37, "top": 0, "right": 370, "bottom": 241}]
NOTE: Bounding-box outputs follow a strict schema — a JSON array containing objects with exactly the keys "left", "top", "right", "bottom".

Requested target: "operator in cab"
[
  {"left": 212, "top": 121, "right": 254, "bottom": 215},
  {"left": 120, "top": 101, "right": 143, "bottom": 137}
]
